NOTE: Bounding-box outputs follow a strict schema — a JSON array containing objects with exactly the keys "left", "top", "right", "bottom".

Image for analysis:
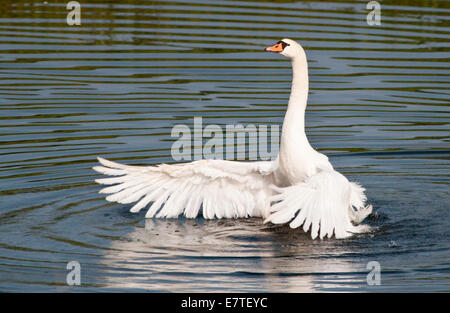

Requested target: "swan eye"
[{"left": 277, "top": 41, "right": 290, "bottom": 49}]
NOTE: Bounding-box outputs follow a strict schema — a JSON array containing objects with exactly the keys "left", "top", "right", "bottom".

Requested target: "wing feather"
[
  {"left": 266, "top": 170, "right": 368, "bottom": 239},
  {"left": 94, "top": 157, "right": 274, "bottom": 220}
]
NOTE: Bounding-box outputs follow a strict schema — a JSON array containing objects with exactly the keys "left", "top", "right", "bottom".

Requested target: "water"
[{"left": 0, "top": 0, "right": 449, "bottom": 292}]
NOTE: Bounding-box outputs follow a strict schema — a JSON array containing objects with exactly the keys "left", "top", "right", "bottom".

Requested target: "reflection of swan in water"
[
  {"left": 100, "top": 219, "right": 366, "bottom": 292},
  {"left": 93, "top": 38, "right": 372, "bottom": 239}
]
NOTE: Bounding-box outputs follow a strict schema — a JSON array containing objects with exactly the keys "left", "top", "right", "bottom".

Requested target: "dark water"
[{"left": 0, "top": 0, "right": 449, "bottom": 292}]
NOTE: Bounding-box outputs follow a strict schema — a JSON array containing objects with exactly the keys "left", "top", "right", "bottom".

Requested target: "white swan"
[{"left": 93, "top": 38, "right": 372, "bottom": 239}]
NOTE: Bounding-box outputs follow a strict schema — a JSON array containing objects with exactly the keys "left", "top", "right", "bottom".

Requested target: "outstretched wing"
[
  {"left": 93, "top": 157, "right": 275, "bottom": 219},
  {"left": 265, "top": 170, "right": 370, "bottom": 239}
]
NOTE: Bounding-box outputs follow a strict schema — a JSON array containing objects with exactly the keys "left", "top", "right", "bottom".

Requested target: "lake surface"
[{"left": 0, "top": 0, "right": 449, "bottom": 292}]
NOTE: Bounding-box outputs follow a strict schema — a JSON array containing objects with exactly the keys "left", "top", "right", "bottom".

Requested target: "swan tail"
[
  {"left": 265, "top": 170, "right": 370, "bottom": 239},
  {"left": 348, "top": 182, "right": 372, "bottom": 225}
]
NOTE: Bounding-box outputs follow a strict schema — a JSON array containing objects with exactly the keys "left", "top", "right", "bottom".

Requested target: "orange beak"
[{"left": 265, "top": 42, "right": 284, "bottom": 53}]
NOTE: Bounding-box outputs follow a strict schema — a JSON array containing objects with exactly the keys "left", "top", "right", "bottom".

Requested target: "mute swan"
[{"left": 93, "top": 39, "right": 372, "bottom": 239}]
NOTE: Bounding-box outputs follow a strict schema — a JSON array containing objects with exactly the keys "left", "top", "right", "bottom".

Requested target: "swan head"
[{"left": 265, "top": 38, "right": 303, "bottom": 60}]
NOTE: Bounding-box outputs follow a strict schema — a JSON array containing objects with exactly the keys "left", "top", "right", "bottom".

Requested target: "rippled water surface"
[{"left": 0, "top": 0, "right": 449, "bottom": 292}]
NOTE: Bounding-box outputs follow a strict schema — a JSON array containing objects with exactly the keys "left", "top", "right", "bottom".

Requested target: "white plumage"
[
  {"left": 266, "top": 171, "right": 371, "bottom": 239},
  {"left": 93, "top": 38, "right": 372, "bottom": 239},
  {"left": 94, "top": 157, "right": 274, "bottom": 219}
]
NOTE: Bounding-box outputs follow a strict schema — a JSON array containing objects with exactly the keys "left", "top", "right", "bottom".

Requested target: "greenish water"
[{"left": 0, "top": 0, "right": 449, "bottom": 292}]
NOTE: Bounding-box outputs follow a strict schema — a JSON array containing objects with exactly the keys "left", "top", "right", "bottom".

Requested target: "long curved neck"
[
  {"left": 281, "top": 51, "right": 310, "bottom": 148},
  {"left": 289, "top": 56, "right": 309, "bottom": 112},
  {"left": 276, "top": 49, "right": 314, "bottom": 184}
]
